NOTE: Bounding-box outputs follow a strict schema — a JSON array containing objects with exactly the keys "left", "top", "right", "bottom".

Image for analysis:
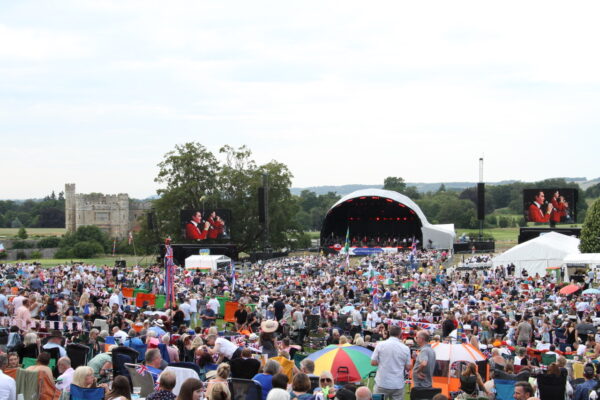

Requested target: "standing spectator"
[
  {"left": 0, "top": 354, "right": 16, "bottom": 400},
  {"left": 0, "top": 288, "right": 9, "bottom": 316},
  {"left": 370, "top": 325, "right": 411, "bottom": 400},
  {"left": 412, "top": 331, "right": 436, "bottom": 389}
]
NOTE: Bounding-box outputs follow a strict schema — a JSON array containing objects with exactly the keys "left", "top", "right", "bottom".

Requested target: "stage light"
[
  {"left": 398, "top": 204, "right": 406, "bottom": 207},
  {"left": 359, "top": 196, "right": 366, "bottom": 199},
  {"left": 386, "top": 199, "right": 393, "bottom": 203},
  {"left": 372, "top": 196, "right": 379, "bottom": 200}
]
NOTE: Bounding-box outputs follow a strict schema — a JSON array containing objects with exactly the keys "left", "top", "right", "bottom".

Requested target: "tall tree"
[
  {"left": 383, "top": 177, "right": 407, "bottom": 193},
  {"left": 580, "top": 198, "right": 600, "bottom": 253}
]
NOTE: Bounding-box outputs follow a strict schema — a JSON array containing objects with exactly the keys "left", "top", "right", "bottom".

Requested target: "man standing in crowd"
[
  {"left": 412, "top": 330, "right": 436, "bottom": 389},
  {"left": 371, "top": 325, "right": 411, "bottom": 400},
  {"left": 0, "top": 354, "right": 16, "bottom": 400}
]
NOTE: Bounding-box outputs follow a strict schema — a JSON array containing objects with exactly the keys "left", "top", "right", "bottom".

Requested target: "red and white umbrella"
[{"left": 430, "top": 342, "right": 486, "bottom": 364}]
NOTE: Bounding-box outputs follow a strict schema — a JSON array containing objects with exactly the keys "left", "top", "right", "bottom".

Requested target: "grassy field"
[
  {"left": 0, "top": 227, "right": 66, "bottom": 238},
  {"left": 12, "top": 255, "right": 157, "bottom": 267}
]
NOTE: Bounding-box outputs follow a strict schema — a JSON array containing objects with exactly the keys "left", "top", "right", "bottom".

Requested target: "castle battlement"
[{"left": 65, "top": 183, "right": 151, "bottom": 238}]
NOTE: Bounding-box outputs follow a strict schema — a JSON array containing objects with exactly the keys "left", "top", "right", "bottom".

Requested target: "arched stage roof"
[{"left": 321, "top": 188, "right": 455, "bottom": 250}]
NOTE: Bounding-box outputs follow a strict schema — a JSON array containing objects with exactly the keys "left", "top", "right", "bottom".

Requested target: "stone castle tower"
[{"left": 64, "top": 183, "right": 151, "bottom": 238}]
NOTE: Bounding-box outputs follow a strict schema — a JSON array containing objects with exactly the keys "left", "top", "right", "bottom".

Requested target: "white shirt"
[
  {"left": 180, "top": 303, "right": 191, "bottom": 320},
  {"left": 207, "top": 298, "right": 220, "bottom": 314},
  {"left": 215, "top": 337, "right": 238, "bottom": 359},
  {"left": 109, "top": 293, "right": 120, "bottom": 308},
  {"left": 371, "top": 337, "right": 411, "bottom": 390},
  {"left": 56, "top": 367, "right": 74, "bottom": 392},
  {"left": 0, "top": 370, "right": 16, "bottom": 400}
]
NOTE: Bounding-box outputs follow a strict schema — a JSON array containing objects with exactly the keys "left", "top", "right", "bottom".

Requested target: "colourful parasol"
[
  {"left": 559, "top": 284, "right": 580, "bottom": 295},
  {"left": 306, "top": 344, "right": 376, "bottom": 381},
  {"left": 402, "top": 280, "right": 417, "bottom": 289},
  {"left": 431, "top": 342, "right": 486, "bottom": 364}
]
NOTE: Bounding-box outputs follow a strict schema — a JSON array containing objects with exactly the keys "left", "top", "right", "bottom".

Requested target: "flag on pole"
[
  {"left": 344, "top": 227, "right": 350, "bottom": 267},
  {"left": 0, "top": 243, "right": 5, "bottom": 253},
  {"left": 112, "top": 238, "right": 116, "bottom": 256},
  {"left": 128, "top": 231, "right": 133, "bottom": 246},
  {"left": 164, "top": 238, "right": 176, "bottom": 308},
  {"left": 231, "top": 262, "right": 236, "bottom": 292}
]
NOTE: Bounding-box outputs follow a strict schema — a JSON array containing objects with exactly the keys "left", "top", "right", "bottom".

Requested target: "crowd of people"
[{"left": 0, "top": 249, "right": 598, "bottom": 400}]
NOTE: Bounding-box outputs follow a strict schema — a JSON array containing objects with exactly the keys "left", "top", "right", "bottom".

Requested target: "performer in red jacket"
[
  {"left": 528, "top": 191, "right": 553, "bottom": 223},
  {"left": 185, "top": 211, "right": 210, "bottom": 240},
  {"left": 207, "top": 211, "right": 225, "bottom": 239}
]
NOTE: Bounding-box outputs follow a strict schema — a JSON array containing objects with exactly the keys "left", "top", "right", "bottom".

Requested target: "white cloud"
[{"left": 1, "top": 1, "right": 600, "bottom": 198}]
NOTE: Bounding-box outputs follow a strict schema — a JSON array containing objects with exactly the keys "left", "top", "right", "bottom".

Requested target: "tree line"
[{"left": 0, "top": 192, "right": 65, "bottom": 228}]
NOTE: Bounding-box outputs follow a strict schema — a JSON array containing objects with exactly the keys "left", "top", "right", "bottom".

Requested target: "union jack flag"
[{"left": 136, "top": 364, "right": 149, "bottom": 376}]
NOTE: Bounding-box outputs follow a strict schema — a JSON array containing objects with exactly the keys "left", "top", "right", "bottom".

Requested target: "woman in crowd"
[
  {"left": 206, "top": 382, "right": 231, "bottom": 400},
  {"left": 289, "top": 373, "right": 313, "bottom": 400},
  {"left": 206, "top": 363, "right": 231, "bottom": 395},
  {"left": 107, "top": 375, "right": 132, "bottom": 400},
  {"left": 72, "top": 366, "right": 97, "bottom": 388},
  {"left": 177, "top": 378, "right": 204, "bottom": 400},
  {"left": 16, "top": 332, "right": 39, "bottom": 361},
  {"left": 459, "top": 363, "right": 491, "bottom": 398}
]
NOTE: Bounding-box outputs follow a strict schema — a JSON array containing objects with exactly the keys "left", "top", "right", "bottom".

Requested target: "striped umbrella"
[
  {"left": 306, "top": 344, "right": 376, "bottom": 381},
  {"left": 430, "top": 342, "right": 486, "bottom": 364}
]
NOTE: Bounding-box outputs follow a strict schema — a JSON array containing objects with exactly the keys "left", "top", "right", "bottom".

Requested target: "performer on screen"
[
  {"left": 185, "top": 211, "right": 210, "bottom": 240},
  {"left": 527, "top": 191, "right": 553, "bottom": 223},
  {"left": 207, "top": 211, "right": 225, "bottom": 239}
]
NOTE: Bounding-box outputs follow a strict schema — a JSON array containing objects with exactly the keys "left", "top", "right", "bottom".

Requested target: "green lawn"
[
  {"left": 0, "top": 227, "right": 66, "bottom": 238},
  {"left": 12, "top": 255, "right": 157, "bottom": 267},
  {"left": 457, "top": 228, "right": 519, "bottom": 242}
]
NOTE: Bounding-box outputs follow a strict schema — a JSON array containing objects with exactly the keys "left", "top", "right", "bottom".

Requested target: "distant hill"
[{"left": 291, "top": 177, "right": 599, "bottom": 196}]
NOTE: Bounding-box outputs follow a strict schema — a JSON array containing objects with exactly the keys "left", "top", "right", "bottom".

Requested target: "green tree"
[
  {"left": 383, "top": 177, "right": 407, "bottom": 193},
  {"left": 17, "top": 227, "right": 28, "bottom": 239},
  {"left": 152, "top": 143, "right": 299, "bottom": 252},
  {"left": 580, "top": 198, "right": 600, "bottom": 253}
]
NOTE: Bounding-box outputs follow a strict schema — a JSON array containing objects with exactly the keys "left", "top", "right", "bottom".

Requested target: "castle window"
[{"left": 95, "top": 212, "right": 110, "bottom": 222}]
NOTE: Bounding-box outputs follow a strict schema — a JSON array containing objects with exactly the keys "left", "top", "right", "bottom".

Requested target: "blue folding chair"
[
  {"left": 494, "top": 379, "right": 516, "bottom": 400},
  {"left": 70, "top": 384, "right": 105, "bottom": 400}
]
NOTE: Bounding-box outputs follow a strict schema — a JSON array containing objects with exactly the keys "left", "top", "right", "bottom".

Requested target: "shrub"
[
  {"left": 17, "top": 227, "right": 28, "bottom": 239},
  {"left": 54, "top": 247, "right": 74, "bottom": 259},
  {"left": 16, "top": 251, "right": 27, "bottom": 260},
  {"left": 72, "top": 241, "right": 104, "bottom": 258},
  {"left": 11, "top": 240, "right": 35, "bottom": 249},
  {"left": 30, "top": 250, "right": 42, "bottom": 259},
  {"left": 38, "top": 237, "right": 61, "bottom": 248}
]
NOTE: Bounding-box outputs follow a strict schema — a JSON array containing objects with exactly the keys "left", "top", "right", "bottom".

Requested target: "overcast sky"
[{"left": 2, "top": 1, "right": 600, "bottom": 199}]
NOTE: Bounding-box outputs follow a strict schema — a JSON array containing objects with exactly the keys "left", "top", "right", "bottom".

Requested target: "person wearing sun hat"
[{"left": 260, "top": 320, "right": 279, "bottom": 358}]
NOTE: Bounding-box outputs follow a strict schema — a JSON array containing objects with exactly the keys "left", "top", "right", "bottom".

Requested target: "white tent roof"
[
  {"left": 185, "top": 254, "right": 231, "bottom": 270},
  {"left": 492, "top": 232, "right": 580, "bottom": 277},
  {"left": 563, "top": 253, "right": 600, "bottom": 264}
]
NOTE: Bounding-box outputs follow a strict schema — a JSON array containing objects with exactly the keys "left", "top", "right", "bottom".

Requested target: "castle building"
[{"left": 64, "top": 183, "right": 151, "bottom": 238}]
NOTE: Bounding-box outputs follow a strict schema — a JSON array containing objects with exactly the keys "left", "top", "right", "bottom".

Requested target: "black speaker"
[
  {"left": 258, "top": 187, "right": 266, "bottom": 223},
  {"left": 147, "top": 212, "right": 155, "bottom": 230},
  {"left": 115, "top": 260, "right": 126, "bottom": 268},
  {"left": 477, "top": 182, "right": 485, "bottom": 220}
]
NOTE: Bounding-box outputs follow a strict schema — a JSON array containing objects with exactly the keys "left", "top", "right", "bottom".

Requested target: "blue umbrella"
[{"left": 582, "top": 288, "right": 600, "bottom": 295}]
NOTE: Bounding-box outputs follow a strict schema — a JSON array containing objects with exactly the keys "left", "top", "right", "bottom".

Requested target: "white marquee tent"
[
  {"left": 492, "top": 232, "right": 580, "bottom": 277},
  {"left": 185, "top": 254, "right": 231, "bottom": 272}
]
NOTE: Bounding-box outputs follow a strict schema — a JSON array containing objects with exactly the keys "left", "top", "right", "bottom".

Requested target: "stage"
[{"left": 159, "top": 243, "right": 238, "bottom": 265}]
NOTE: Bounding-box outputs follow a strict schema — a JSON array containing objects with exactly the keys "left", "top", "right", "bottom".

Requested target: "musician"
[
  {"left": 527, "top": 191, "right": 552, "bottom": 223},
  {"left": 207, "top": 211, "right": 225, "bottom": 239},
  {"left": 185, "top": 211, "right": 210, "bottom": 240}
]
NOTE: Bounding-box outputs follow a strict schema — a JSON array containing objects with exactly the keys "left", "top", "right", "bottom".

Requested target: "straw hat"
[{"left": 261, "top": 320, "right": 279, "bottom": 333}]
